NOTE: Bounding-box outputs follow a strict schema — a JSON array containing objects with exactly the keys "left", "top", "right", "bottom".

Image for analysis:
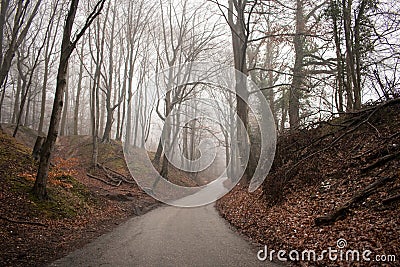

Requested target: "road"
[{"left": 51, "top": 204, "right": 279, "bottom": 267}]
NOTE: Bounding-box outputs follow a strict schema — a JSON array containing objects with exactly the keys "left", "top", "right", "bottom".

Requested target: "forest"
[{"left": 0, "top": 0, "right": 399, "bottom": 266}]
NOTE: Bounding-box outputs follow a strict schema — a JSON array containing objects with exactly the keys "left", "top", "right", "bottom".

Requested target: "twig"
[{"left": 367, "top": 122, "right": 381, "bottom": 137}]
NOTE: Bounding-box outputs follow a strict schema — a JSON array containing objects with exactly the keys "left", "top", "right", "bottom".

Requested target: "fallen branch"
[
  {"left": 383, "top": 194, "right": 400, "bottom": 205},
  {"left": 0, "top": 216, "right": 47, "bottom": 227},
  {"left": 103, "top": 166, "right": 136, "bottom": 184},
  {"left": 287, "top": 99, "right": 400, "bottom": 177},
  {"left": 361, "top": 151, "right": 400, "bottom": 173},
  {"left": 98, "top": 163, "right": 136, "bottom": 185},
  {"left": 87, "top": 173, "right": 121, "bottom": 187},
  {"left": 351, "top": 148, "right": 373, "bottom": 160},
  {"left": 103, "top": 165, "right": 127, "bottom": 179},
  {"left": 315, "top": 175, "right": 394, "bottom": 226},
  {"left": 97, "top": 164, "right": 121, "bottom": 183}
]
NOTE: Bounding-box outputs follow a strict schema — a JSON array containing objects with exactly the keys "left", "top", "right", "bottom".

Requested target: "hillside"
[
  {"left": 0, "top": 129, "right": 158, "bottom": 266},
  {"left": 217, "top": 100, "right": 400, "bottom": 266}
]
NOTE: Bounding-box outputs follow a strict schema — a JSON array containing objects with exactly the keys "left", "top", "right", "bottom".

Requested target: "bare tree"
[
  {"left": 0, "top": 0, "right": 42, "bottom": 91},
  {"left": 38, "top": 0, "right": 63, "bottom": 134},
  {"left": 73, "top": 40, "right": 85, "bottom": 135},
  {"left": 34, "top": 0, "right": 106, "bottom": 199}
]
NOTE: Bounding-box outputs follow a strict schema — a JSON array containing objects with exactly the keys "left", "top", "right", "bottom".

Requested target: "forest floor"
[
  {"left": 217, "top": 100, "right": 400, "bottom": 266},
  {"left": 0, "top": 126, "right": 165, "bottom": 267}
]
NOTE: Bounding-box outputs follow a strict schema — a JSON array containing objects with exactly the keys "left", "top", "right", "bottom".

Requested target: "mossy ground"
[{"left": 0, "top": 130, "right": 98, "bottom": 220}]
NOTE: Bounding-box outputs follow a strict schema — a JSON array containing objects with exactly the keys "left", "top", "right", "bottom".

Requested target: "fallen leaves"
[
  {"left": 217, "top": 103, "right": 400, "bottom": 266},
  {"left": 19, "top": 157, "right": 79, "bottom": 189},
  {"left": 0, "top": 132, "right": 158, "bottom": 266}
]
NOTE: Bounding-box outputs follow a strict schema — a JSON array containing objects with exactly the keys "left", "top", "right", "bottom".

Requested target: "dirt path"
[{"left": 51, "top": 205, "right": 279, "bottom": 267}]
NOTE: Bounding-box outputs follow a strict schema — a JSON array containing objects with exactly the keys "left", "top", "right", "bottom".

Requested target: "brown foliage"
[{"left": 217, "top": 100, "right": 400, "bottom": 266}]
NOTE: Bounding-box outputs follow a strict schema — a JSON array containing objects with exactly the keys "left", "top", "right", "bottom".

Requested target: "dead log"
[
  {"left": 0, "top": 216, "right": 47, "bottom": 227},
  {"left": 383, "top": 194, "right": 400, "bottom": 205},
  {"left": 315, "top": 175, "right": 394, "bottom": 226}
]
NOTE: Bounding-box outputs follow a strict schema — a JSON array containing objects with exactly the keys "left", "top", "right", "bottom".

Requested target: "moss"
[
  {"left": 28, "top": 189, "right": 79, "bottom": 219},
  {"left": 1, "top": 132, "right": 97, "bottom": 220},
  {"left": 31, "top": 175, "right": 98, "bottom": 219}
]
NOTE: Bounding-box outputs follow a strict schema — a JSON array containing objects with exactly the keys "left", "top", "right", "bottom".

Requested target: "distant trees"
[
  {"left": 0, "top": 0, "right": 397, "bottom": 197},
  {"left": 0, "top": 0, "right": 42, "bottom": 90},
  {"left": 330, "top": 0, "right": 400, "bottom": 109},
  {"left": 213, "top": 0, "right": 400, "bottom": 131},
  {"left": 0, "top": 0, "right": 398, "bottom": 136},
  {"left": 0, "top": 0, "right": 42, "bottom": 128},
  {"left": 328, "top": 0, "right": 376, "bottom": 111},
  {"left": 151, "top": 0, "right": 222, "bottom": 179}
]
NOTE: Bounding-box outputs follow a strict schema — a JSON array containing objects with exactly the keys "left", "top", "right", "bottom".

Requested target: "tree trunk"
[
  {"left": 38, "top": 58, "right": 49, "bottom": 133},
  {"left": 343, "top": 0, "right": 357, "bottom": 111},
  {"left": 13, "top": 54, "right": 29, "bottom": 137},
  {"left": 34, "top": 0, "right": 79, "bottom": 200},
  {"left": 289, "top": 0, "right": 305, "bottom": 129},
  {"left": 12, "top": 76, "right": 22, "bottom": 124},
  {"left": 0, "top": 0, "right": 10, "bottom": 77},
  {"left": 32, "top": 136, "right": 46, "bottom": 161},
  {"left": 24, "top": 87, "right": 31, "bottom": 126},
  {"left": 90, "top": 58, "right": 99, "bottom": 168},
  {"left": 353, "top": 0, "right": 367, "bottom": 110},
  {"left": 73, "top": 41, "right": 85, "bottom": 135},
  {"left": 102, "top": 3, "right": 115, "bottom": 143},
  {"left": 60, "top": 69, "right": 69, "bottom": 136},
  {"left": 0, "top": 75, "right": 7, "bottom": 125},
  {"left": 116, "top": 46, "right": 129, "bottom": 141},
  {"left": 34, "top": 0, "right": 105, "bottom": 199},
  {"left": 38, "top": 2, "right": 59, "bottom": 134},
  {"left": 331, "top": 0, "right": 344, "bottom": 112},
  {"left": 160, "top": 76, "right": 173, "bottom": 179},
  {"left": 228, "top": 0, "right": 252, "bottom": 177},
  {"left": 280, "top": 88, "right": 288, "bottom": 132}
]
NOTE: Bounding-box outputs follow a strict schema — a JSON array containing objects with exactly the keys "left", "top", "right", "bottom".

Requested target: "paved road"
[{"left": 51, "top": 205, "right": 279, "bottom": 267}]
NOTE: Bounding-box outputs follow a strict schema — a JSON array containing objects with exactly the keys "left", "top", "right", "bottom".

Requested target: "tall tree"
[
  {"left": 38, "top": 0, "right": 62, "bottom": 134},
  {"left": 33, "top": 0, "right": 106, "bottom": 199},
  {"left": 289, "top": 0, "right": 306, "bottom": 129},
  {"left": 73, "top": 40, "right": 85, "bottom": 135},
  {"left": 226, "top": 0, "right": 257, "bottom": 176}
]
